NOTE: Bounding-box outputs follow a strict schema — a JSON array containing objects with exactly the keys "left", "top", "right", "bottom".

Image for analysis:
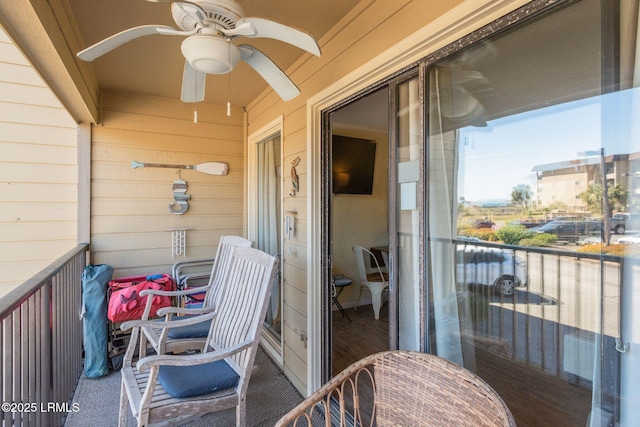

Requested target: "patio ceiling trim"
[{"left": 0, "top": 0, "right": 100, "bottom": 124}]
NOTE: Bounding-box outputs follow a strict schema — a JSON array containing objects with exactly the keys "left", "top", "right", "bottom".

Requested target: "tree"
[
  {"left": 579, "top": 183, "right": 627, "bottom": 214},
  {"left": 608, "top": 183, "right": 627, "bottom": 212},
  {"left": 511, "top": 184, "right": 532, "bottom": 214},
  {"left": 458, "top": 196, "right": 466, "bottom": 209},
  {"left": 579, "top": 183, "right": 603, "bottom": 213}
]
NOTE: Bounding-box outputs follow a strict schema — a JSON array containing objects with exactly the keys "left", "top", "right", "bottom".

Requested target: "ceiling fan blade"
[
  {"left": 77, "top": 25, "right": 189, "bottom": 61},
  {"left": 239, "top": 45, "right": 300, "bottom": 101},
  {"left": 181, "top": 61, "right": 206, "bottom": 103},
  {"left": 230, "top": 18, "right": 321, "bottom": 57}
]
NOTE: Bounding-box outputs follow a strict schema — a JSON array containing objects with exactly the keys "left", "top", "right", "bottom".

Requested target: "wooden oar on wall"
[{"left": 131, "top": 160, "right": 229, "bottom": 175}]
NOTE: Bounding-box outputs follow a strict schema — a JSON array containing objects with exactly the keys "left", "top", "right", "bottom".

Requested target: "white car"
[
  {"left": 618, "top": 232, "right": 640, "bottom": 244},
  {"left": 578, "top": 236, "right": 602, "bottom": 245},
  {"left": 456, "top": 245, "right": 528, "bottom": 296}
]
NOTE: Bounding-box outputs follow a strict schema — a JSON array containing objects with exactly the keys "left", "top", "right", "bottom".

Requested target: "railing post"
[{"left": 41, "top": 282, "right": 52, "bottom": 427}]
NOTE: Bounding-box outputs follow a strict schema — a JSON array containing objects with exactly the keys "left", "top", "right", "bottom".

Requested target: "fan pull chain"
[
  {"left": 194, "top": 66, "right": 199, "bottom": 123},
  {"left": 227, "top": 39, "right": 232, "bottom": 117}
]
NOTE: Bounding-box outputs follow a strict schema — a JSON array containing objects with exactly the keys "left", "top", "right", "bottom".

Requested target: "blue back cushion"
[
  {"left": 158, "top": 359, "right": 240, "bottom": 398},
  {"left": 166, "top": 318, "right": 211, "bottom": 339}
]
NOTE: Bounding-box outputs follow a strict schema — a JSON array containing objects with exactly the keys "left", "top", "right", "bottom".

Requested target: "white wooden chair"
[
  {"left": 118, "top": 246, "right": 278, "bottom": 427},
  {"left": 137, "top": 235, "right": 254, "bottom": 355},
  {"left": 352, "top": 245, "right": 389, "bottom": 320}
]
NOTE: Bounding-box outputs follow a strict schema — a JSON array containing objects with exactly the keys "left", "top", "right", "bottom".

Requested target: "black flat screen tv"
[{"left": 332, "top": 135, "right": 376, "bottom": 195}]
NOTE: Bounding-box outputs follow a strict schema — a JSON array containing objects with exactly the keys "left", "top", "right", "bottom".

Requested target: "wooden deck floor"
[
  {"left": 331, "top": 303, "right": 389, "bottom": 376},
  {"left": 475, "top": 347, "right": 592, "bottom": 427}
]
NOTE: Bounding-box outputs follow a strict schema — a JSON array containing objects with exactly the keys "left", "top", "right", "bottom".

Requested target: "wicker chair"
[{"left": 276, "top": 350, "right": 516, "bottom": 427}]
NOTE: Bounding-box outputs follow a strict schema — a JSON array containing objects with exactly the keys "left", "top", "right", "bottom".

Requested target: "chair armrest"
[
  {"left": 136, "top": 339, "right": 253, "bottom": 372},
  {"left": 138, "top": 284, "right": 210, "bottom": 320},
  {"left": 120, "top": 310, "right": 218, "bottom": 331},
  {"left": 139, "top": 284, "right": 209, "bottom": 298},
  {"left": 156, "top": 305, "right": 215, "bottom": 317}
]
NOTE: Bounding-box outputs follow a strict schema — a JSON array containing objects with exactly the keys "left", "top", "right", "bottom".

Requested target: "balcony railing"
[
  {"left": 447, "top": 238, "right": 627, "bottom": 422},
  {"left": 0, "top": 244, "right": 88, "bottom": 427}
]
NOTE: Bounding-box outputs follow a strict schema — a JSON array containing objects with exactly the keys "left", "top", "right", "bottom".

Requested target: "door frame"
[
  {"left": 247, "top": 115, "right": 285, "bottom": 366},
  {"left": 319, "top": 83, "right": 395, "bottom": 384}
]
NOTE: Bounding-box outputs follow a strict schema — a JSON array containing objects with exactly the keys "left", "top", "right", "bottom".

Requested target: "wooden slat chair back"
[
  {"left": 119, "top": 246, "right": 278, "bottom": 427},
  {"left": 139, "top": 235, "right": 254, "bottom": 354},
  {"left": 206, "top": 248, "right": 273, "bottom": 374},
  {"left": 201, "top": 235, "right": 255, "bottom": 308},
  {"left": 276, "top": 350, "right": 516, "bottom": 427}
]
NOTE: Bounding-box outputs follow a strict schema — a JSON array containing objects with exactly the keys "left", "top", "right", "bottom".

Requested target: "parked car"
[
  {"left": 618, "top": 232, "right": 640, "bottom": 244},
  {"left": 472, "top": 219, "right": 495, "bottom": 229},
  {"left": 578, "top": 236, "right": 602, "bottom": 245},
  {"left": 609, "top": 213, "right": 640, "bottom": 235},
  {"left": 510, "top": 219, "right": 549, "bottom": 228},
  {"left": 530, "top": 220, "right": 602, "bottom": 244},
  {"left": 456, "top": 245, "right": 527, "bottom": 296},
  {"left": 551, "top": 216, "right": 585, "bottom": 221},
  {"left": 456, "top": 236, "right": 481, "bottom": 242}
]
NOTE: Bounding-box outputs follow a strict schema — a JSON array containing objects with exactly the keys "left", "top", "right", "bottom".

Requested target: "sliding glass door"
[
  {"left": 424, "top": 0, "right": 639, "bottom": 425},
  {"left": 249, "top": 125, "right": 284, "bottom": 359}
]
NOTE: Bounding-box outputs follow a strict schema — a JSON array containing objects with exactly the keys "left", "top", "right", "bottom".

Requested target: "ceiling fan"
[{"left": 77, "top": 0, "right": 321, "bottom": 102}]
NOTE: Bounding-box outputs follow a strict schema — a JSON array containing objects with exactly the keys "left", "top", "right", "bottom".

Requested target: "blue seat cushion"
[
  {"left": 166, "top": 316, "right": 211, "bottom": 339},
  {"left": 158, "top": 359, "right": 240, "bottom": 398},
  {"left": 332, "top": 274, "right": 352, "bottom": 287}
]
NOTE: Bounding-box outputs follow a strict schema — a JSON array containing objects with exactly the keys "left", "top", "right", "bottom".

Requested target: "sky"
[{"left": 457, "top": 89, "right": 640, "bottom": 202}]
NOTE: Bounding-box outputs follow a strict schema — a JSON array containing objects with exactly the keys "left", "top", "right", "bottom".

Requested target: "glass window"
[
  {"left": 426, "top": 0, "right": 640, "bottom": 425},
  {"left": 254, "top": 133, "right": 283, "bottom": 342}
]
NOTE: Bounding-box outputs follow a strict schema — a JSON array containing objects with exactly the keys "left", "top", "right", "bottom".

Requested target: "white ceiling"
[{"left": 66, "top": 0, "right": 361, "bottom": 107}]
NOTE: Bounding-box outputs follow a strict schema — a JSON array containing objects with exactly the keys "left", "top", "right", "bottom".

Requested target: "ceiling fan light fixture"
[
  {"left": 78, "top": 0, "right": 321, "bottom": 103},
  {"left": 440, "top": 86, "right": 483, "bottom": 118},
  {"left": 181, "top": 35, "right": 241, "bottom": 74}
]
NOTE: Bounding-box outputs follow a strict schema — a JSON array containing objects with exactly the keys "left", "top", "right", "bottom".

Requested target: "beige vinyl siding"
[
  {"left": 246, "top": 0, "right": 466, "bottom": 394},
  {"left": 90, "top": 92, "right": 245, "bottom": 279},
  {"left": 0, "top": 27, "right": 78, "bottom": 298}
]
